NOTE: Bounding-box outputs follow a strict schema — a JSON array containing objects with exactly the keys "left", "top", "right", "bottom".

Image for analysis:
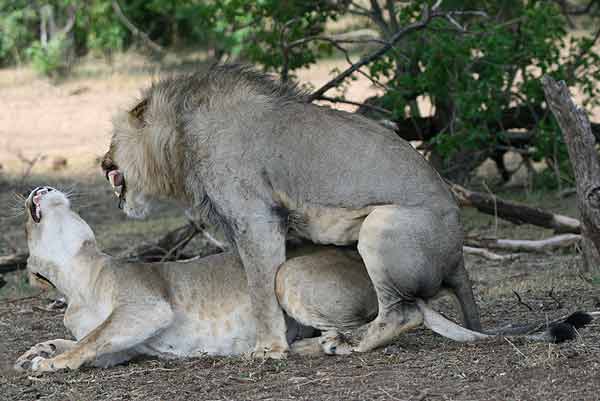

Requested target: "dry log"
[
  {"left": 450, "top": 183, "right": 581, "bottom": 234},
  {"left": 0, "top": 222, "right": 225, "bottom": 272},
  {"left": 0, "top": 252, "right": 28, "bottom": 274},
  {"left": 120, "top": 221, "right": 224, "bottom": 262},
  {"left": 466, "top": 234, "right": 581, "bottom": 253},
  {"left": 543, "top": 76, "right": 600, "bottom": 273},
  {"left": 462, "top": 246, "right": 520, "bottom": 261}
]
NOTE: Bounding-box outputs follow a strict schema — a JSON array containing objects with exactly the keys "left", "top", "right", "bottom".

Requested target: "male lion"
[
  {"left": 15, "top": 187, "right": 587, "bottom": 372},
  {"left": 101, "top": 64, "right": 480, "bottom": 358}
]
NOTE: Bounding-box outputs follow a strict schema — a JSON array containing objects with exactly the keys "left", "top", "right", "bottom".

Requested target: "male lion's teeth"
[{"left": 114, "top": 185, "right": 123, "bottom": 196}]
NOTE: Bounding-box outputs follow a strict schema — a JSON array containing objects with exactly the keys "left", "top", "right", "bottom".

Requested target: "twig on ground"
[
  {"left": 548, "top": 287, "right": 563, "bottom": 309},
  {"left": 466, "top": 234, "right": 581, "bottom": 253},
  {"left": 504, "top": 337, "right": 528, "bottom": 359},
  {"left": 463, "top": 246, "right": 520, "bottom": 261},
  {"left": 12, "top": 150, "right": 45, "bottom": 185},
  {"left": 512, "top": 290, "right": 535, "bottom": 311},
  {"left": 0, "top": 293, "right": 43, "bottom": 305}
]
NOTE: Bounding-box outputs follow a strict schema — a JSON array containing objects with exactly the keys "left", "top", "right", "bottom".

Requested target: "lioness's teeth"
[
  {"left": 114, "top": 185, "right": 123, "bottom": 196},
  {"left": 36, "top": 206, "right": 41, "bottom": 220}
]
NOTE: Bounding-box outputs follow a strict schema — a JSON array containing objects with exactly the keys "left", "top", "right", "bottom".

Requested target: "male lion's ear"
[{"left": 128, "top": 98, "right": 148, "bottom": 128}]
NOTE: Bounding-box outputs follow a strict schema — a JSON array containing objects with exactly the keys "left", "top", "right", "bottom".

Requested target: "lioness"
[
  {"left": 101, "top": 64, "right": 481, "bottom": 358},
  {"left": 15, "top": 187, "right": 589, "bottom": 372}
]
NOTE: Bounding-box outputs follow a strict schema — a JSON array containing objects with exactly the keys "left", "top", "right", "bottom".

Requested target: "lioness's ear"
[{"left": 128, "top": 98, "right": 148, "bottom": 128}]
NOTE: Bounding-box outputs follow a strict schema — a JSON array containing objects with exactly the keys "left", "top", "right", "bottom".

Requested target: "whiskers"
[
  {"left": 58, "top": 184, "right": 88, "bottom": 202},
  {"left": 5, "top": 191, "right": 28, "bottom": 219},
  {"left": 56, "top": 184, "right": 99, "bottom": 210}
]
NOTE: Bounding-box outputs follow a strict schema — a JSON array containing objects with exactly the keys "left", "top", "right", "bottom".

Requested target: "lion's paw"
[
  {"left": 14, "top": 342, "right": 57, "bottom": 371},
  {"left": 248, "top": 345, "right": 288, "bottom": 360},
  {"left": 319, "top": 332, "right": 353, "bottom": 355}
]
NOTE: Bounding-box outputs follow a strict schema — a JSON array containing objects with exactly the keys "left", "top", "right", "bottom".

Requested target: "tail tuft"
[
  {"left": 548, "top": 323, "right": 576, "bottom": 343},
  {"left": 563, "top": 311, "right": 593, "bottom": 329}
]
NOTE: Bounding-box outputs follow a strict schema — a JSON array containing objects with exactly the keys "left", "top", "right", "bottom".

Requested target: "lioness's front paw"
[
  {"left": 14, "top": 342, "right": 57, "bottom": 371},
  {"left": 30, "top": 356, "right": 61, "bottom": 372}
]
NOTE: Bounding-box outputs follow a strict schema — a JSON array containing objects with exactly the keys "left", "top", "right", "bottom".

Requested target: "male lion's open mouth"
[
  {"left": 29, "top": 187, "right": 53, "bottom": 223},
  {"left": 106, "top": 170, "right": 126, "bottom": 208}
]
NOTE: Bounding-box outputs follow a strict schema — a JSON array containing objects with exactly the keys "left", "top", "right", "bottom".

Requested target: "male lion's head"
[{"left": 102, "top": 95, "right": 185, "bottom": 219}]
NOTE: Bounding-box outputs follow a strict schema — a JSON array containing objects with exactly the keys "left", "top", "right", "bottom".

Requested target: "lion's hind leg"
[
  {"left": 290, "top": 331, "right": 353, "bottom": 356},
  {"left": 354, "top": 303, "right": 424, "bottom": 352},
  {"left": 355, "top": 206, "right": 462, "bottom": 352}
]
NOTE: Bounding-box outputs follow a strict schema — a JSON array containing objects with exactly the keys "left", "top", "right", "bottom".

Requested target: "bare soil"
[
  {"left": 1, "top": 251, "right": 599, "bottom": 401},
  {"left": 1, "top": 57, "right": 600, "bottom": 400}
]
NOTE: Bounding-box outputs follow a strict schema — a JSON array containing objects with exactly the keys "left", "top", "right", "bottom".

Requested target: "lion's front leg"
[
  {"left": 206, "top": 174, "right": 290, "bottom": 358},
  {"left": 22, "top": 304, "right": 173, "bottom": 372},
  {"left": 235, "top": 220, "right": 288, "bottom": 359}
]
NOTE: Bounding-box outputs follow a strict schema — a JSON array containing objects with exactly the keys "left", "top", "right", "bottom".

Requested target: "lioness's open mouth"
[{"left": 29, "top": 187, "right": 53, "bottom": 223}]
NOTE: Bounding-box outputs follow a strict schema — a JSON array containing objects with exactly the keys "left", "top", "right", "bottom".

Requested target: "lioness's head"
[
  {"left": 24, "top": 187, "right": 95, "bottom": 287},
  {"left": 102, "top": 93, "right": 186, "bottom": 219}
]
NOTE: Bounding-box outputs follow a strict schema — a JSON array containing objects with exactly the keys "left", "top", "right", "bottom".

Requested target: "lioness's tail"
[{"left": 416, "top": 300, "right": 593, "bottom": 343}]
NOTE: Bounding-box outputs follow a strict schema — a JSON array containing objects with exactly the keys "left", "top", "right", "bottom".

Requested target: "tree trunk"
[{"left": 542, "top": 75, "right": 600, "bottom": 274}]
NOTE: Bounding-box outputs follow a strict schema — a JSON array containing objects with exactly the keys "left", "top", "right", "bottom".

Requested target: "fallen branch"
[
  {"left": 450, "top": 182, "right": 581, "bottom": 234},
  {"left": 462, "top": 246, "right": 520, "bottom": 261},
  {"left": 120, "top": 221, "right": 224, "bottom": 262},
  {"left": 466, "top": 234, "right": 581, "bottom": 253},
  {"left": 0, "top": 252, "right": 28, "bottom": 274},
  {"left": 0, "top": 221, "right": 225, "bottom": 273}
]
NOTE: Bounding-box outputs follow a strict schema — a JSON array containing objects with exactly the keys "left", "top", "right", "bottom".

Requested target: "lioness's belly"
[{"left": 139, "top": 302, "right": 257, "bottom": 357}]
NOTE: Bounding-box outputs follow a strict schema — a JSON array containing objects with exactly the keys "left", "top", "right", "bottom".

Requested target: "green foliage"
[
  {"left": 1, "top": 0, "right": 600, "bottom": 186},
  {"left": 209, "top": 0, "right": 340, "bottom": 75},
  {"left": 76, "top": 1, "right": 126, "bottom": 55},
  {"left": 26, "top": 37, "right": 70, "bottom": 77},
  {"left": 0, "top": 1, "right": 37, "bottom": 65},
  {"left": 362, "top": 1, "right": 598, "bottom": 183}
]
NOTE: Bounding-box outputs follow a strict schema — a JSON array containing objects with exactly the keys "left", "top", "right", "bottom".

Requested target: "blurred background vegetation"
[{"left": 1, "top": 0, "right": 600, "bottom": 186}]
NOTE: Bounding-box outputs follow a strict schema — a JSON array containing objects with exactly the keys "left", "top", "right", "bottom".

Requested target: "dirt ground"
[
  {"left": 1, "top": 56, "right": 600, "bottom": 400},
  {"left": 1, "top": 235, "right": 599, "bottom": 401}
]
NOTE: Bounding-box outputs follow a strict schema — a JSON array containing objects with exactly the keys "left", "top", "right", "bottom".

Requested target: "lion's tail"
[{"left": 416, "top": 299, "right": 592, "bottom": 344}]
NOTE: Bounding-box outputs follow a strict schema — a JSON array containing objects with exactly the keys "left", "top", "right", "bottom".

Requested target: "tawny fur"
[
  {"left": 101, "top": 64, "right": 481, "bottom": 357},
  {"left": 17, "top": 188, "right": 585, "bottom": 372}
]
